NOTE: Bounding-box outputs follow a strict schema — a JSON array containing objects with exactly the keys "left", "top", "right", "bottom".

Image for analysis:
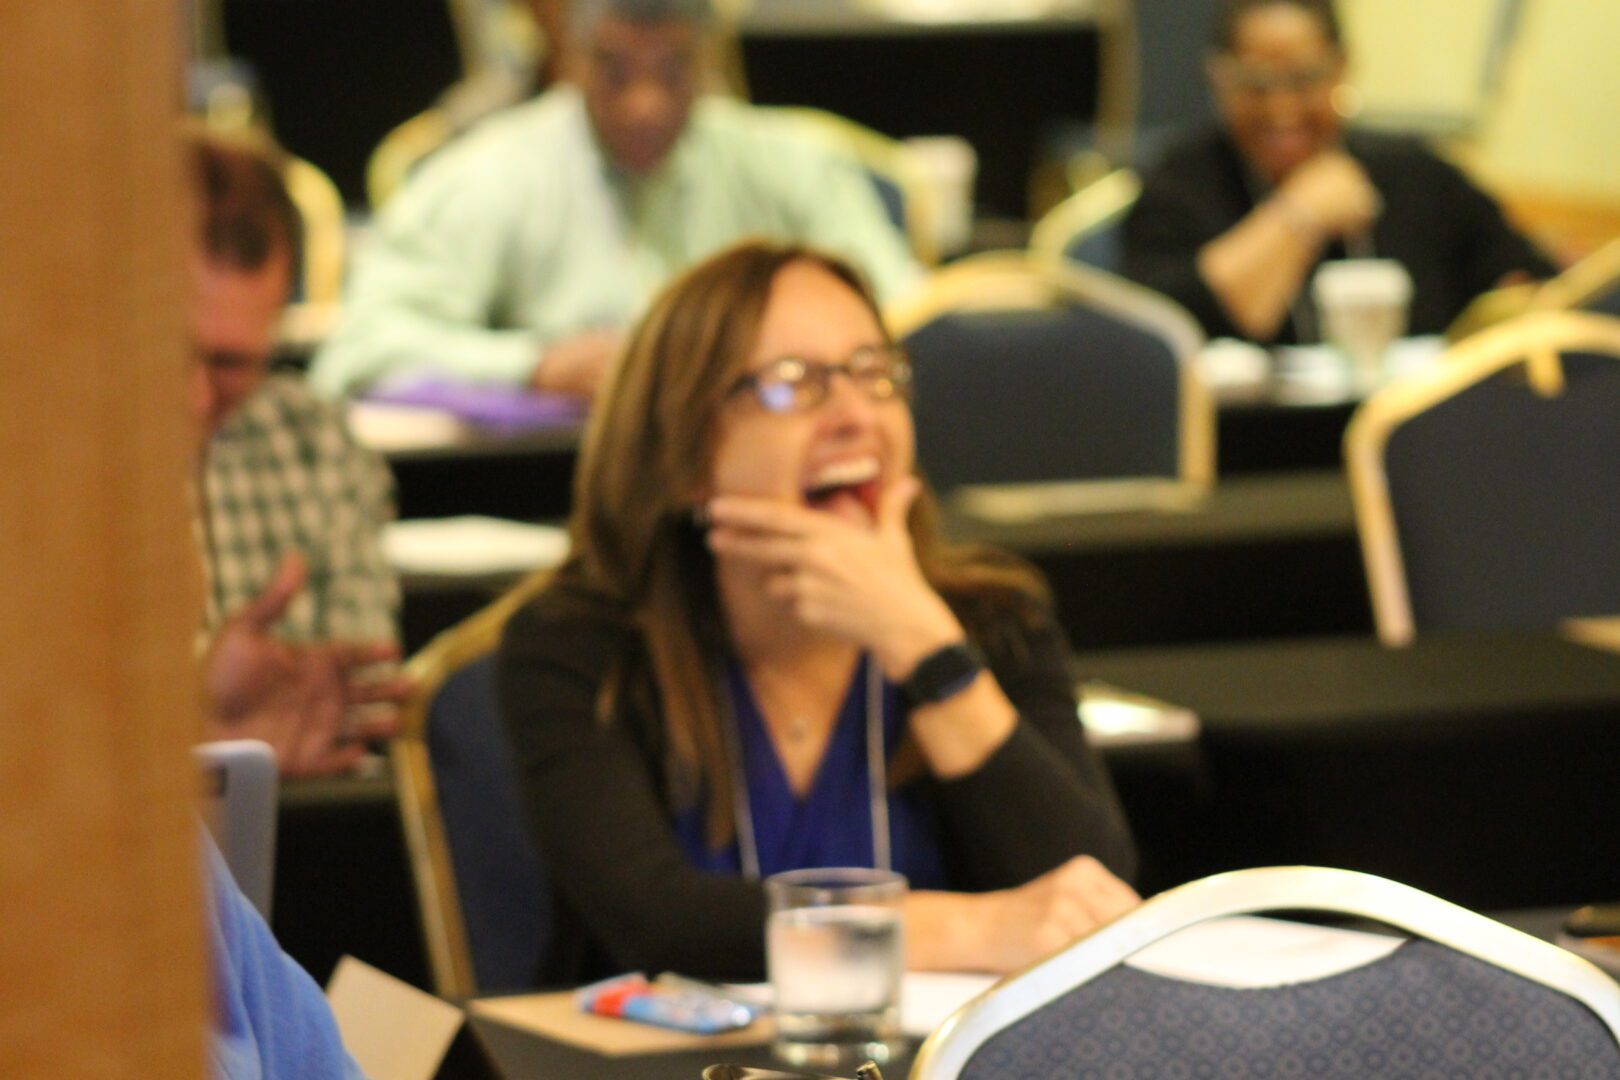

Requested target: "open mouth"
[{"left": 803, "top": 457, "right": 882, "bottom": 523}]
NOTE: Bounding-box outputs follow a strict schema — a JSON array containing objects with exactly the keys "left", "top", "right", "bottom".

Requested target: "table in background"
[
  {"left": 273, "top": 769, "right": 429, "bottom": 990},
  {"left": 471, "top": 1017, "right": 914, "bottom": 1080},
  {"left": 939, "top": 469, "right": 1370, "bottom": 650},
  {"left": 377, "top": 396, "right": 1361, "bottom": 533},
  {"left": 399, "top": 469, "right": 1368, "bottom": 653},
  {"left": 384, "top": 422, "right": 584, "bottom": 523},
  {"left": 1084, "top": 632, "right": 1620, "bottom": 907},
  {"left": 271, "top": 630, "right": 1620, "bottom": 998}
]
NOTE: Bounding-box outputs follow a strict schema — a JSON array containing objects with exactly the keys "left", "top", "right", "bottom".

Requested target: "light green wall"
[
  {"left": 1343, "top": 0, "right": 1620, "bottom": 201},
  {"left": 1477, "top": 1, "right": 1620, "bottom": 200}
]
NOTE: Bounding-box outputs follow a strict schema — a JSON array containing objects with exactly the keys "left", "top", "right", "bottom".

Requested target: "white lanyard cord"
[{"left": 721, "top": 659, "right": 891, "bottom": 881}]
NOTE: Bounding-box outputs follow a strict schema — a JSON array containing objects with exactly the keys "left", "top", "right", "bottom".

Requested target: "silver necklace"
[{"left": 720, "top": 658, "right": 890, "bottom": 881}]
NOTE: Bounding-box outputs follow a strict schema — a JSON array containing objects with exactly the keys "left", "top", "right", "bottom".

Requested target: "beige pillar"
[{"left": 0, "top": 2, "right": 207, "bottom": 1077}]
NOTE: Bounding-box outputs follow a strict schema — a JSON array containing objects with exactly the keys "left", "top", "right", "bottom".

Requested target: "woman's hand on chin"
[
  {"left": 705, "top": 477, "right": 962, "bottom": 677},
  {"left": 906, "top": 856, "right": 1141, "bottom": 973}
]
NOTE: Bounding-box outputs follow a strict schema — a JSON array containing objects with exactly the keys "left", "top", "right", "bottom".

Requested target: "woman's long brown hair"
[{"left": 551, "top": 240, "right": 1051, "bottom": 848}]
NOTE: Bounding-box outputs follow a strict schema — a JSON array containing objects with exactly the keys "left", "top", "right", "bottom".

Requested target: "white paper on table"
[
  {"left": 900, "top": 972, "right": 999, "bottom": 1036},
  {"left": 1125, "top": 915, "right": 1404, "bottom": 987},
  {"left": 719, "top": 973, "right": 997, "bottom": 1039},
  {"left": 722, "top": 917, "right": 1402, "bottom": 1043},
  {"left": 1197, "top": 338, "right": 1272, "bottom": 401},
  {"left": 902, "top": 919, "right": 1399, "bottom": 1033},
  {"left": 347, "top": 401, "right": 465, "bottom": 452},
  {"left": 1080, "top": 681, "right": 1200, "bottom": 749},
  {"left": 327, "top": 956, "right": 464, "bottom": 1080},
  {"left": 383, "top": 516, "right": 570, "bottom": 576}
]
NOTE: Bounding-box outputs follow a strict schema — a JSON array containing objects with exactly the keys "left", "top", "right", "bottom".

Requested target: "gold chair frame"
[
  {"left": 1345, "top": 309, "right": 1620, "bottom": 645},
  {"left": 885, "top": 252, "right": 1214, "bottom": 502},
  {"left": 1535, "top": 234, "right": 1620, "bottom": 312},
  {"left": 912, "top": 865, "right": 1620, "bottom": 1079},
  {"left": 390, "top": 568, "right": 554, "bottom": 1000},
  {"left": 1028, "top": 166, "right": 1142, "bottom": 266}
]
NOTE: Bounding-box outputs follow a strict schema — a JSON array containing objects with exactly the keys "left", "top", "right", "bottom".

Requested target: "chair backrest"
[
  {"left": 1535, "top": 235, "right": 1620, "bottom": 318},
  {"left": 761, "top": 106, "right": 940, "bottom": 267},
  {"left": 1345, "top": 310, "right": 1620, "bottom": 644},
  {"left": 367, "top": 109, "right": 458, "bottom": 211},
  {"left": 886, "top": 254, "right": 1210, "bottom": 498},
  {"left": 913, "top": 866, "right": 1620, "bottom": 1080},
  {"left": 392, "top": 569, "right": 555, "bottom": 998},
  {"left": 1088, "top": 0, "right": 1221, "bottom": 170},
  {"left": 1029, "top": 168, "right": 1142, "bottom": 274}
]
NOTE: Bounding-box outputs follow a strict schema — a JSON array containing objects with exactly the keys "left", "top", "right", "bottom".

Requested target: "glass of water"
[{"left": 765, "top": 867, "right": 907, "bottom": 1069}]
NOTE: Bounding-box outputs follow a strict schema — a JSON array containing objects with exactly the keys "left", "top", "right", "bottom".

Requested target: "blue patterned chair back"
[
  {"left": 913, "top": 867, "right": 1620, "bottom": 1080},
  {"left": 426, "top": 651, "right": 551, "bottom": 992},
  {"left": 903, "top": 303, "right": 1185, "bottom": 492},
  {"left": 961, "top": 940, "right": 1620, "bottom": 1079}
]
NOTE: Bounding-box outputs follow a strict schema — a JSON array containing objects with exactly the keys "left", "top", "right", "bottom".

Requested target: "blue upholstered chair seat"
[{"left": 425, "top": 652, "right": 551, "bottom": 993}]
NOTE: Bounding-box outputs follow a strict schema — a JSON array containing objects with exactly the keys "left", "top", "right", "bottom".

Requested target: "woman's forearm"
[
  {"left": 905, "top": 674, "right": 1019, "bottom": 780},
  {"left": 1197, "top": 195, "right": 1324, "bottom": 340}
]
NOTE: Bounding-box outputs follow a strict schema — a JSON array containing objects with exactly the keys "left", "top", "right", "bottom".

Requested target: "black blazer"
[{"left": 496, "top": 579, "right": 1137, "bottom": 983}]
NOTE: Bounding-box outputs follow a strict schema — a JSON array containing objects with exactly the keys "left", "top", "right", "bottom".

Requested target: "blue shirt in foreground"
[{"left": 204, "top": 835, "right": 367, "bottom": 1080}]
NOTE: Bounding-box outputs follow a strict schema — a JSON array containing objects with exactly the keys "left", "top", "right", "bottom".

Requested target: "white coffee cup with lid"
[{"left": 1311, "top": 258, "right": 1413, "bottom": 392}]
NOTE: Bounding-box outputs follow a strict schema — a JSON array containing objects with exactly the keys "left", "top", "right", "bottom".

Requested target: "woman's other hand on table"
[{"left": 906, "top": 856, "right": 1141, "bottom": 974}]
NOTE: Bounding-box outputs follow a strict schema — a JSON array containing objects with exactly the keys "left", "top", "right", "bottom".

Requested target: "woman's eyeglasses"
[
  {"left": 1210, "top": 57, "right": 1338, "bottom": 98},
  {"left": 727, "top": 345, "right": 913, "bottom": 414}
]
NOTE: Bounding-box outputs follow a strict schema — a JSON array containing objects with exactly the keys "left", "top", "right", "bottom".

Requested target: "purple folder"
[{"left": 363, "top": 375, "right": 587, "bottom": 432}]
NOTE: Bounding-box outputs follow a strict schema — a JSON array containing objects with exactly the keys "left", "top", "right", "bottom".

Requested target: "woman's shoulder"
[
  {"left": 499, "top": 574, "right": 638, "bottom": 670},
  {"left": 1139, "top": 128, "right": 1242, "bottom": 187}
]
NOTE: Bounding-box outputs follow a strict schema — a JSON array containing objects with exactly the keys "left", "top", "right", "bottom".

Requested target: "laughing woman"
[{"left": 498, "top": 241, "right": 1138, "bottom": 983}]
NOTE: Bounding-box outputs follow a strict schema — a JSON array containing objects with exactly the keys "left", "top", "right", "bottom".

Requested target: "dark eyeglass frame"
[
  {"left": 725, "top": 344, "right": 913, "bottom": 415},
  {"left": 1209, "top": 55, "right": 1340, "bottom": 98}
]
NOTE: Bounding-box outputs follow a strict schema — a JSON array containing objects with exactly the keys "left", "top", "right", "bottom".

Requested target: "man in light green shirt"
[{"left": 310, "top": 0, "right": 921, "bottom": 400}]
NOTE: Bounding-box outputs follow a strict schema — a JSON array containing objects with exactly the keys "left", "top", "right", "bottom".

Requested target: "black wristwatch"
[{"left": 900, "top": 641, "right": 985, "bottom": 707}]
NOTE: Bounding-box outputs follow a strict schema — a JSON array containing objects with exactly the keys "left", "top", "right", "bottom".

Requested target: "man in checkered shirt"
[{"left": 189, "top": 132, "right": 406, "bottom": 775}]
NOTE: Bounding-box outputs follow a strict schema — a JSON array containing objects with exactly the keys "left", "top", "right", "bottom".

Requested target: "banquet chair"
[
  {"left": 392, "top": 569, "right": 554, "bottom": 998},
  {"left": 1029, "top": 168, "right": 1142, "bottom": 274},
  {"left": 1345, "top": 310, "right": 1620, "bottom": 645},
  {"left": 1535, "top": 235, "right": 1620, "bottom": 318},
  {"left": 912, "top": 866, "right": 1620, "bottom": 1080},
  {"left": 886, "top": 254, "right": 1210, "bottom": 501}
]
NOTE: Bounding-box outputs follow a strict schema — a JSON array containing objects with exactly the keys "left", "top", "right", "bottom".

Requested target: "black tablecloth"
[
  {"left": 1082, "top": 633, "right": 1620, "bottom": 907},
  {"left": 939, "top": 470, "right": 1370, "bottom": 650}
]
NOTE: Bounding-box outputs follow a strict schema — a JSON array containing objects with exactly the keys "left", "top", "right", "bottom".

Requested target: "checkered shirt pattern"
[{"left": 198, "top": 375, "right": 400, "bottom": 646}]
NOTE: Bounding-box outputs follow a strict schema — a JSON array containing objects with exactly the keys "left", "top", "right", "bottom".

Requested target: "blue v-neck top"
[{"left": 674, "top": 655, "right": 948, "bottom": 888}]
